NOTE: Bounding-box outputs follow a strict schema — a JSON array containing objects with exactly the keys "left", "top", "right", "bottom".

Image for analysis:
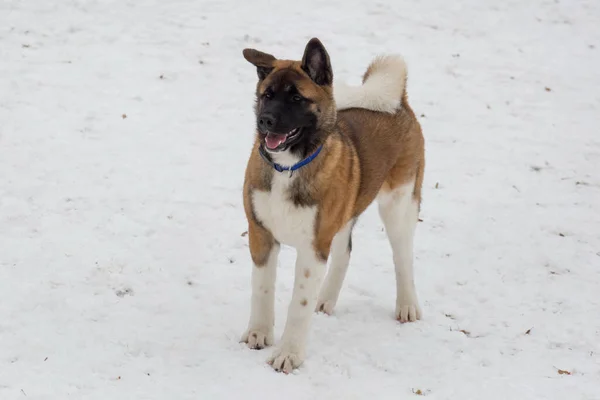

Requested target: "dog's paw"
[
  {"left": 267, "top": 347, "right": 305, "bottom": 374},
  {"left": 241, "top": 328, "right": 273, "bottom": 350},
  {"left": 396, "top": 304, "right": 422, "bottom": 322},
  {"left": 395, "top": 301, "right": 422, "bottom": 323},
  {"left": 396, "top": 293, "right": 423, "bottom": 323},
  {"left": 315, "top": 299, "right": 335, "bottom": 315}
]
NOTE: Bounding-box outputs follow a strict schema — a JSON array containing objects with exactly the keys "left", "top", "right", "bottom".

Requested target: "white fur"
[
  {"left": 268, "top": 149, "right": 300, "bottom": 169},
  {"left": 252, "top": 167, "right": 316, "bottom": 248},
  {"left": 315, "top": 219, "right": 354, "bottom": 314},
  {"left": 241, "top": 244, "right": 279, "bottom": 349},
  {"left": 377, "top": 180, "right": 422, "bottom": 322},
  {"left": 334, "top": 55, "right": 407, "bottom": 114},
  {"left": 250, "top": 155, "right": 326, "bottom": 373},
  {"left": 267, "top": 248, "right": 326, "bottom": 373}
]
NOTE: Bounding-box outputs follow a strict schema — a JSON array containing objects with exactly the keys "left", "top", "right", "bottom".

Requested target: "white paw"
[
  {"left": 396, "top": 304, "right": 422, "bottom": 322},
  {"left": 267, "top": 346, "right": 305, "bottom": 374},
  {"left": 396, "top": 293, "right": 422, "bottom": 322},
  {"left": 315, "top": 299, "right": 335, "bottom": 315},
  {"left": 241, "top": 328, "right": 273, "bottom": 350}
]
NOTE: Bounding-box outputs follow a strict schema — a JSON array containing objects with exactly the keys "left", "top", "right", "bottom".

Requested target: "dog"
[{"left": 240, "top": 38, "right": 425, "bottom": 373}]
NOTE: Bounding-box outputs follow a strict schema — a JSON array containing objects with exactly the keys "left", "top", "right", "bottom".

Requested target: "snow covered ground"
[{"left": 1, "top": 0, "right": 599, "bottom": 398}]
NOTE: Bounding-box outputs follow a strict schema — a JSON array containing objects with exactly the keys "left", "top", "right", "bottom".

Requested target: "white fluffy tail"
[{"left": 334, "top": 55, "right": 407, "bottom": 114}]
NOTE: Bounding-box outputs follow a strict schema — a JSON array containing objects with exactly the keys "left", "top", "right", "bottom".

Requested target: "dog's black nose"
[{"left": 258, "top": 113, "right": 276, "bottom": 129}]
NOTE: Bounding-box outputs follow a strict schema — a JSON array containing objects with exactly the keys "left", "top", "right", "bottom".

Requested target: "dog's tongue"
[{"left": 265, "top": 133, "right": 287, "bottom": 150}]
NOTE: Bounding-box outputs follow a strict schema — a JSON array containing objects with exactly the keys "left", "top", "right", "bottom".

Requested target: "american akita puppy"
[{"left": 241, "top": 38, "right": 425, "bottom": 373}]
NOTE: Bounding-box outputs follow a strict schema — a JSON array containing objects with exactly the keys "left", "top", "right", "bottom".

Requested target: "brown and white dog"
[{"left": 240, "top": 38, "right": 425, "bottom": 373}]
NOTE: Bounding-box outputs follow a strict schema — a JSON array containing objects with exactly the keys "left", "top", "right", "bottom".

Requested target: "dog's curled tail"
[{"left": 334, "top": 55, "right": 407, "bottom": 114}]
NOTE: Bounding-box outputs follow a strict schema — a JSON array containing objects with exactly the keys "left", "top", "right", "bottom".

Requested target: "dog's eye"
[
  {"left": 263, "top": 90, "right": 274, "bottom": 99},
  {"left": 291, "top": 94, "right": 303, "bottom": 102}
]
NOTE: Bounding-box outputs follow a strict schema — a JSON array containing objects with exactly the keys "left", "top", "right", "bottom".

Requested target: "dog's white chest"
[{"left": 252, "top": 174, "right": 316, "bottom": 248}]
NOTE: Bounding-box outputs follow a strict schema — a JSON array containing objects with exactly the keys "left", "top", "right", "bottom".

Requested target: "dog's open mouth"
[{"left": 264, "top": 128, "right": 301, "bottom": 151}]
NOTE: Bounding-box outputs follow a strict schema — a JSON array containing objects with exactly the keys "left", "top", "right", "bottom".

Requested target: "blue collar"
[{"left": 258, "top": 145, "right": 323, "bottom": 177}]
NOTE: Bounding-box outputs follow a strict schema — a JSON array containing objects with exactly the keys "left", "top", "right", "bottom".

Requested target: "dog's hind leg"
[
  {"left": 315, "top": 219, "right": 355, "bottom": 315},
  {"left": 377, "top": 179, "right": 422, "bottom": 322}
]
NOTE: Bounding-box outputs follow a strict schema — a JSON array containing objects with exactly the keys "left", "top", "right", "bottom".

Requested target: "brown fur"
[{"left": 243, "top": 57, "right": 424, "bottom": 265}]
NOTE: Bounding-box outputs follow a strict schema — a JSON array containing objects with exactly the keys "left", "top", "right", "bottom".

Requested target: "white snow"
[{"left": 1, "top": 0, "right": 599, "bottom": 399}]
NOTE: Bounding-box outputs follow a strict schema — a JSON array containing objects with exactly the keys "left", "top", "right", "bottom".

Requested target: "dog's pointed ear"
[
  {"left": 301, "top": 38, "right": 332, "bottom": 86},
  {"left": 243, "top": 48, "right": 276, "bottom": 80}
]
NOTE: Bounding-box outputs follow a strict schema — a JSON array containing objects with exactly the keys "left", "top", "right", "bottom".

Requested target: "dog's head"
[{"left": 243, "top": 38, "right": 336, "bottom": 158}]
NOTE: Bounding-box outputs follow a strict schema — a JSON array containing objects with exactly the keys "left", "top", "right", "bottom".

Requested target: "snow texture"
[{"left": 1, "top": 0, "right": 599, "bottom": 399}]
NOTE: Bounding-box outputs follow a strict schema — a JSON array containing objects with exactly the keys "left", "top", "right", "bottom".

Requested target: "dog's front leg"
[
  {"left": 268, "top": 247, "right": 326, "bottom": 373},
  {"left": 241, "top": 223, "right": 279, "bottom": 350}
]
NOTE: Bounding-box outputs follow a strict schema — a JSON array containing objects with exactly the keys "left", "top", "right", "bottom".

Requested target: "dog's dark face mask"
[
  {"left": 254, "top": 71, "right": 319, "bottom": 152},
  {"left": 243, "top": 38, "right": 335, "bottom": 158}
]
